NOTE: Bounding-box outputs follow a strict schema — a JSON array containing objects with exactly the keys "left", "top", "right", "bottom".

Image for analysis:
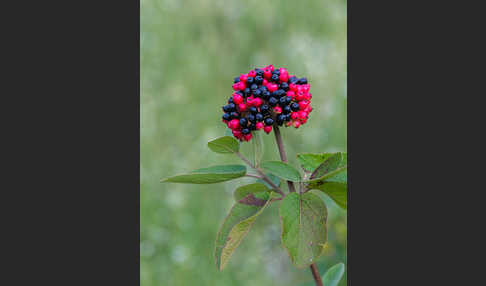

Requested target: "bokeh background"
[{"left": 141, "top": 0, "right": 347, "bottom": 285}]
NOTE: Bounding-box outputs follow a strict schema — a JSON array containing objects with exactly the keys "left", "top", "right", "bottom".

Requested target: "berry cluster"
[{"left": 221, "top": 65, "right": 313, "bottom": 141}]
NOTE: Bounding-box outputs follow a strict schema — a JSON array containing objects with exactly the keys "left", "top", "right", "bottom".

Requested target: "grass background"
[{"left": 141, "top": 0, "right": 347, "bottom": 285}]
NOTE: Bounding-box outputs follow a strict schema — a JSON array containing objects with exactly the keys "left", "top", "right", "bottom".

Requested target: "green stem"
[{"left": 235, "top": 151, "right": 285, "bottom": 197}]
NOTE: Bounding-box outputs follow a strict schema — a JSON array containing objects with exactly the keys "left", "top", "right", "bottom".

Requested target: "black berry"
[
  {"left": 254, "top": 75, "right": 263, "bottom": 84},
  {"left": 234, "top": 77, "right": 240, "bottom": 83},
  {"left": 271, "top": 74, "right": 279, "bottom": 82},
  {"left": 280, "top": 82, "right": 289, "bottom": 91},
  {"left": 291, "top": 102, "right": 300, "bottom": 111},
  {"left": 298, "top": 77, "right": 308, "bottom": 84},
  {"left": 276, "top": 114, "right": 286, "bottom": 125},
  {"left": 246, "top": 77, "right": 254, "bottom": 85},
  {"left": 222, "top": 113, "right": 231, "bottom": 121},
  {"left": 255, "top": 113, "right": 264, "bottom": 122},
  {"left": 239, "top": 118, "right": 248, "bottom": 127},
  {"left": 231, "top": 111, "right": 240, "bottom": 119},
  {"left": 264, "top": 117, "right": 274, "bottom": 126},
  {"left": 262, "top": 91, "right": 271, "bottom": 100},
  {"left": 283, "top": 105, "right": 291, "bottom": 114},
  {"left": 260, "top": 104, "right": 270, "bottom": 114},
  {"left": 241, "top": 128, "right": 250, "bottom": 134},
  {"left": 247, "top": 114, "right": 256, "bottom": 122},
  {"left": 253, "top": 89, "right": 262, "bottom": 97},
  {"left": 249, "top": 106, "right": 258, "bottom": 114},
  {"left": 268, "top": 97, "right": 278, "bottom": 107}
]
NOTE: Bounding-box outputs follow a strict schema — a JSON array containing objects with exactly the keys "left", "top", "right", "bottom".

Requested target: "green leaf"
[
  {"left": 234, "top": 183, "right": 270, "bottom": 201},
  {"left": 322, "top": 263, "right": 345, "bottom": 286},
  {"left": 297, "top": 153, "right": 334, "bottom": 172},
  {"left": 279, "top": 192, "right": 327, "bottom": 268},
  {"left": 215, "top": 192, "right": 274, "bottom": 270},
  {"left": 161, "top": 165, "right": 246, "bottom": 184},
  {"left": 252, "top": 131, "right": 264, "bottom": 167},
  {"left": 310, "top": 153, "right": 342, "bottom": 180},
  {"left": 208, "top": 136, "right": 240, "bottom": 154},
  {"left": 261, "top": 161, "right": 301, "bottom": 182},
  {"left": 257, "top": 173, "right": 281, "bottom": 189},
  {"left": 309, "top": 182, "right": 347, "bottom": 210}
]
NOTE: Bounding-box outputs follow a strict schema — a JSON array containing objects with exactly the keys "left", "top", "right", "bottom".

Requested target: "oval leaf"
[
  {"left": 161, "top": 164, "right": 246, "bottom": 184},
  {"left": 208, "top": 136, "right": 240, "bottom": 154},
  {"left": 261, "top": 161, "right": 301, "bottom": 182},
  {"left": 215, "top": 192, "right": 274, "bottom": 270},
  {"left": 234, "top": 183, "right": 270, "bottom": 201},
  {"left": 309, "top": 182, "right": 347, "bottom": 210},
  {"left": 322, "top": 263, "right": 345, "bottom": 286},
  {"left": 280, "top": 192, "right": 328, "bottom": 268},
  {"left": 310, "top": 153, "right": 342, "bottom": 180}
]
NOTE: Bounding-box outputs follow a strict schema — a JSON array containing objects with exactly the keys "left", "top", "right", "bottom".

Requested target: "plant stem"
[
  {"left": 245, "top": 174, "right": 263, "bottom": 179},
  {"left": 273, "top": 125, "right": 297, "bottom": 193},
  {"left": 235, "top": 151, "right": 285, "bottom": 197},
  {"left": 273, "top": 126, "right": 322, "bottom": 285},
  {"left": 310, "top": 264, "right": 324, "bottom": 286}
]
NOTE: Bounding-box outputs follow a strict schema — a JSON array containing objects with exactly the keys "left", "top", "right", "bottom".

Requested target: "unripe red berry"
[
  {"left": 248, "top": 70, "right": 257, "bottom": 77},
  {"left": 232, "top": 83, "right": 239, "bottom": 91},
  {"left": 279, "top": 73, "right": 289, "bottom": 82},
  {"left": 298, "top": 111, "right": 308, "bottom": 119},
  {"left": 287, "top": 90, "right": 295, "bottom": 99},
  {"left": 304, "top": 106, "right": 313, "bottom": 113},
  {"left": 293, "top": 121, "right": 301, "bottom": 128},
  {"left": 233, "top": 94, "right": 243, "bottom": 105},
  {"left": 291, "top": 112, "right": 299, "bottom": 120},
  {"left": 299, "top": 100, "right": 310, "bottom": 109},
  {"left": 303, "top": 92, "right": 312, "bottom": 100},
  {"left": 273, "top": 106, "right": 282, "bottom": 113},
  {"left": 243, "top": 133, "right": 252, "bottom": 141},
  {"left": 238, "top": 103, "right": 247, "bottom": 112},
  {"left": 263, "top": 79, "right": 269, "bottom": 86},
  {"left": 264, "top": 70, "right": 272, "bottom": 79},
  {"left": 233, "top": 130, "right": 242, "bottom": 138},
  {"left": 267, "top": 83, "right": 278, "bottom": 92},
  {"left": 295, "top": 91, "right": 305, "bottom": 101},
  {"left": 237, "top": 81, "right": 246, "bottom": 90},
  {"left": 246, "top": 96, "right": 254, "bottom": 106},
  {"left": 265, "top": 64, "right": 274, "bottom": 71},
  {"left": 228, "top": 119, "right": 239, "bottom": 130},
  {"left": 240, "top": 74, "right": 248, "bottom": 82},
  {"left": 263, "top": 125, "right": 272, "bottom": 134},
  {"left": 301, "top": 117, "right": 308, "bottom": 124},
  {"left": 256, "top": 122, "right": 264, "bottom": 130},
  {"left": 253, "top": 97, "right": 262, "bottom": 107},
  {"left": 289, "top": 83, "right": 298, "bottom": 92}
]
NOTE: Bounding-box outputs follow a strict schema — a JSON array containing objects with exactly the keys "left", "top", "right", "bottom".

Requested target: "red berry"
[
  {"left": 253, "top": 97, "right": 262, "bottom": 107},
  {"left": 299, "top": 100, "right": 310, "bottom": 109},
  {"left": 243, "top": 133, "right": 252, "bottom": 141},
  {"left": 267, "top": 83, "right": 278, "bottom": 92},
  {"left": 287, "top": 90, "right": 295, "bottom": 99},
  {"left": 298, "top": 111, "right": 308, "bottom": 119},
  {"left": 238, "top": 103, "right": 247, "bottom": 112},
  {"left": 264, "top": 125, "right": 272, "bottom": 134},
  {"left": 289, "top": 83, "right": 298, "bottom": 92},
  {"left": 301, "top": 117, "right": 307, "bottom": 124},
  {"left": 264, "top": 70, "right": 272, "bottom": 79},
  {"left": 273, "top": 106, "right": 282, "bottom": 113},
  {"left": 248, "top": 70, "right": 257, "bottom": 77},
  {"left": 295, "top": 91, "right": 304, "bottom": 101},
  {"left": 233, "top": 130, "right": 242, "bottom": 138},
  {"left": 291, "top": 112, "right": 299, "bottom": 120},
  {"left": 279, "top": 73, "right": 289, "bottom": 82},
  {"left": 304, "top": 106, "right": 313, "bottom": 113},
  {"left": 303, "top": 92, "right": 312, "bottom": 100},
  {"left": 263, "top": 79, "right": 269, "bottom": 86},
  {"left": 228, "top": 119, "right": 239, "bottom": 129},
  {"left": 233, "top": 93, "right": 243, "bottom": 104},
  {"left": 256, "top": 122, "right": 264, "bottom": 130},
  {"left": 246, "top": 96, "right": 254, "bottom": 106},
  {"left": 265, "top": 64, "right": 274, "bottom": 71},
  {"left": 232, "top": 83, "right": 239, "bottom": 91},
  {"left": 293, "top": 121, "right": 301, "bottom": 128},
  {"left": 237, "top": 81, "right": 246, "bottom": 90},
  {"left": 240, "top": 74, "right": 248, "bottom": 82}
]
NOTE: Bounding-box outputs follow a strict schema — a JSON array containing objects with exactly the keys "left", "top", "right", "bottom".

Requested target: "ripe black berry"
[
  {"left": 254, "top": 75, "right": 263, "bottom": 84},
  {"left": 276, "top": 114, "right": 286, "bottom": 125},
  {"left": 247, "top": 114, "right": 256, "bottom": 123},
  {"left": 262, "top": 91, "right": 270, "bottom": 100},
  {"left": 291, "top": 102, "right": 300, "bottom": 111},
  {"left": 285, "top": 96, "right": 292, "bottom": 104},
  {"left": 241, "top": 128, "right": 250, "bottom": 134},
  {"left": 260, "top": 104, "right": 270, "bottom": 114},
  {"left": 255, "top": 113, "right": 264, "bottom": 121},
  {"left": 285, "top": 114, "right": 291, "bottom": 121},
  {"left": 272, "top": 70, "right": 281, "bottom": 75},
  {"left": 249, "top": 106, "right": 258, "bottom": 114},
  {"left": 256, "top": 69, "right": 264, "bottom": 76},
  {"left": 228, "top": 97, "right": 234, "bottom": 104},
  {"left": 283, "top": 105, "right": 291, "bottom": 114},
  {"left": 271, "top": 74, "right": 279, "bottom": 82},
  {"left": 253, "top": 89, "right": 262, "bottom": 97},
  {"left": 239, "top": 117, "right": 248, "bottom": 127},
  {"left": 223, "top": 104, "right": 232, "bottom": 112},
  {"left": 244, "top": 88, "right": 251, "bottom": 96},
  {"left": 279, "top": 96, "right": 288, "bottom": 106},
  {"left": 264, "top": 117, "right": 274, "bottom": 126},
  {"left": 268, "top": 97, "right": 278, "bottom": 107},
  {"left": 280, "top": 82, "right": 289, "bottom": 91},
  {"left": 222, "top": 113, "right": 231, "bottom": 121},
  {"left": 298, "top": 77, "right": 308, "bottom": 84},
  {"left": 250, "top": 84, "right": 258, "bottom": 90},
  {"left": 249, "top": 123, "right": 257, "bottom": 130},
  {"left": 246, "top": 77, "right": 254, "bottom": 85},
  {"left": 289, "top": 76, "right": 298, "bottom": 84},
  {"left": 234, "top": 77, "right": 240, "bottom": 83}
]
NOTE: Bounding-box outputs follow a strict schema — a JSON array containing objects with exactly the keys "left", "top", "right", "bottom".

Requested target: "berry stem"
[
  {"left": 235, "top": 151, "right": 285, "bottom": 197},
  {"left": 272, "top": 125, "right": 297, "bottom": 193},
  {"left": 310, "top": 263, "right": 324, "bottom": 286}
]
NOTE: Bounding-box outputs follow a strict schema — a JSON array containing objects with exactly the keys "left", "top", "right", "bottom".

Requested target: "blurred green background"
[{"left": 141, "top": 0, "right": 346, "bottom": 285}]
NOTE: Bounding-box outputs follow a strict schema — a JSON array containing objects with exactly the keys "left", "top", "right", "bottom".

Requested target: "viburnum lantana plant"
[{"left": 162, "top": 65, "right": 347, "bottom": 286}]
